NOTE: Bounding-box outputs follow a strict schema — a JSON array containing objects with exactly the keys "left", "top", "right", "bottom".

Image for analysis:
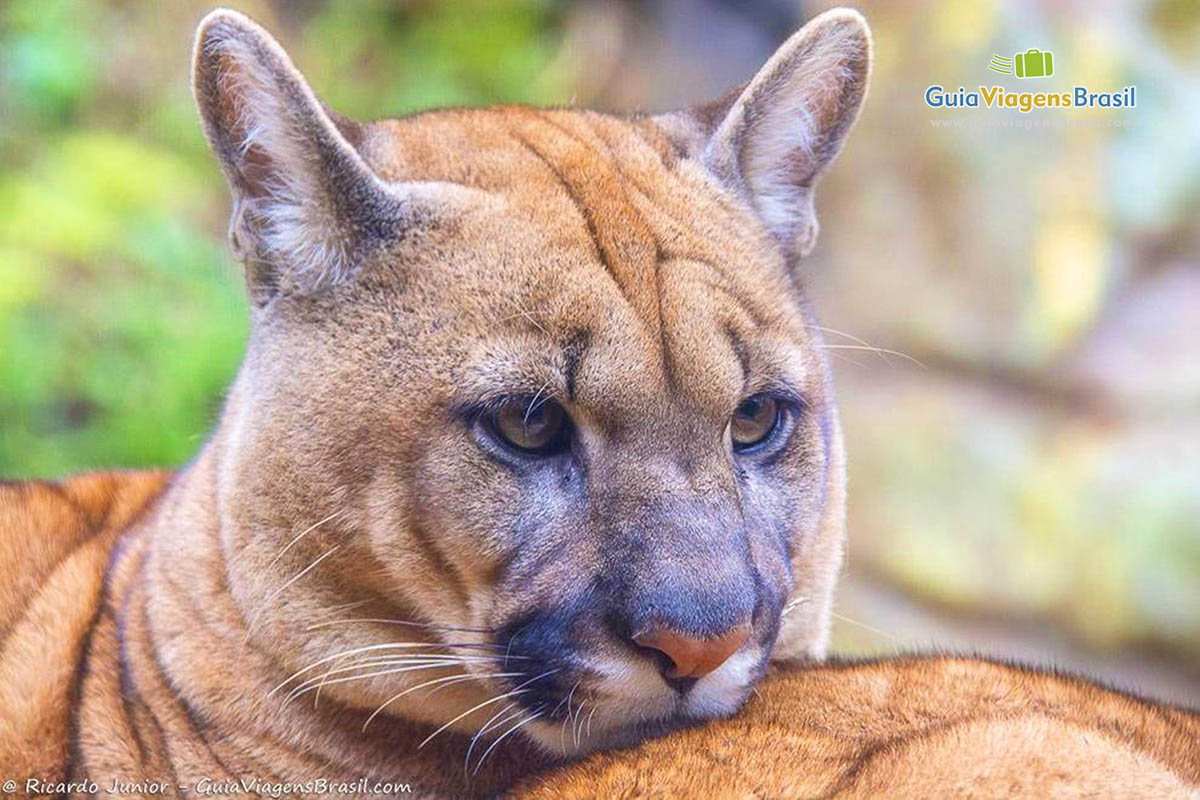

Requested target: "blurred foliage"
[{"left": 0, "top": 0, "right": 568, "bottom": 476}]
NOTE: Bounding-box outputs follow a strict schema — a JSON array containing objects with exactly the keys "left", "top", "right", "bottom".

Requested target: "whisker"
[
  {"left": 547, "top": 685, "right": 573, "bottom": 723},
  {"left": 287, "top": 660, "right": 465, "bottom": 704},
  {"left": 817, "top": 344, "right": 926, "bottom": 369},
  {"left": 465, "top": 701, "right": 523, "bottom": 774},
  {"left": 310, "top": 643, "right": 431, "bottom": 707},
  {"left": 473, "top": 711, "right": 543, "bottom": 776},
  {"left": 832, "top": 611, "right": 898, "bottom": 642},
  {"left": 524, "top": 379, "right": 555, "bottom": 426},
  {"left": 305, "top": 617, "right": 497, "bottom": 636},
  {"left": 585, "top": 703, "right": 597, "bottom": 740},
  {"left": 559, "top": 680, "right": 580, "bottom": 753},
  {"left": 513, "top": 300, "right": 547, "bottom": 334},
  {"left": 286, "top": 656, "right": 509, "bottom": 703},
  {"left": 363, "top": 671, "right": 522, "bottom": 732},
  {"left": 782, "top": 596, "right": 811, "bottom": 616},
  {"left": 249, "top": 544, "right": 341, "bottom": 633},
  {"left": 418, "top": 668, "right": 561, "bottom": 750},
  {"left": 270, "top": 642, "right": 521, "bottom": 697},
  {"left": 267, "top": 509, "right": 346, "bottom": 570},
  {"left": 824, "top": 351, "right": 871, "bottom": 369},
  {"left": 495, "top": 299, "right": 548, "bottom": 334},
  {"left": 308, "top": 599, "right": 371, "bottom": 625},
  {"left": 306, "top": 604, "right": 374, "bottom": 663},
  {"left": 461, "top": 287, "right": 548, "bottom": 335},
  {"left": 573, "top": 698, "right": 588, "bottom": 748},
  {"left": 809, "top": 325, "right": 895, "bottom": 366}
]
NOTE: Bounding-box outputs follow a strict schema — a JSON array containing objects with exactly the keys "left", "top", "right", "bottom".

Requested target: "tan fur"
[
  {"left": 0, "top": 473, "right": 169, "bottom": 787},
  {"left": 2, "top": 7, "right": 1194, "bottom": 799},
  {"left": 2, "top": 476, "right": 1196, "bottom": 796},
  {"left": 515, "top": 659, "right": 1200, "bottom": 799}
]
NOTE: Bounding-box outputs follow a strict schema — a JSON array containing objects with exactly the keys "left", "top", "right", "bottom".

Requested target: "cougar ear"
[
  {"left": 192, "top": 9, "right": 405, "bottom": 301},
  {"left": 670, "top": 9, "right": 871, "bottom": 260}
]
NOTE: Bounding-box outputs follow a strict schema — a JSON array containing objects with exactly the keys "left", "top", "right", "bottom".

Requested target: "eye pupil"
[
  {"left": 730, "top": 394, "right": 780, "bottom": 451},
  {"left": 739, "top": 397, "right": 763, "bottom": 417},
  {"left": 491, "top": 399, "right": 568, "bottom": 454}
]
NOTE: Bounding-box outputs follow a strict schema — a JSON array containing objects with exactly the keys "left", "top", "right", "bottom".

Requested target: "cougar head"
[{"left": 192, "top": 6, "right": 869, "bottom": 753}]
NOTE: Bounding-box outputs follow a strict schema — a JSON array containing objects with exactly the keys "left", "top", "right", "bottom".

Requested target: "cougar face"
[{"left": 193, "top": 8, "right": 869, "bottom": 753}]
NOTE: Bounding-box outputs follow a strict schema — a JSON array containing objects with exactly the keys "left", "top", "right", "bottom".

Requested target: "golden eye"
[
  {"left": 491, "top": 399, "right": 569, "bottom": 454},
  {"left": 730, "top": 395, "right": 781, "bottom": 451}
]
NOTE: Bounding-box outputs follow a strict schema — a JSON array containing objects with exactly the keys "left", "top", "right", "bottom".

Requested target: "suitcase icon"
[{"left": 1014, "top": 48, "right": 1053, "bottom": 78}]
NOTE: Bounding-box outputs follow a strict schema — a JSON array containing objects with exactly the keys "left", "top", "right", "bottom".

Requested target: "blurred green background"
[{"left": 1, "top": 1, "right": 1197, "bottom": 703}]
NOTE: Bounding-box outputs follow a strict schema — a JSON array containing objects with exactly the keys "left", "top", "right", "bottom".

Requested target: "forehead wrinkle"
[
  {"left": 572, "top": 116, "right": 791, "bottom": 407},
  {"left": 603, "top": 163, "right": 789, "bottom": 339},
  {"left": 724, "top": 323, "right": 752, "bottom": 392},
  {"left": 513, "top": 111, "right": 667, "bottom": 335},
  {"left": 562, "top": 329, "right": 590, "bottom": 403},
  {"left": 589, "top": 114, "right": 775, "bottom": 277}
]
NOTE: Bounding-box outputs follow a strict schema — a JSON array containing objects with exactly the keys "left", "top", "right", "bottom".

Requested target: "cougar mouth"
[{"left": 481, "top": 628, "right": 770, "bottom": 756}]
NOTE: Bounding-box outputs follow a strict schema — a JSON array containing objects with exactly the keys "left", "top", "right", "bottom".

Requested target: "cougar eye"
[
  {"left": 730, "top": 394, "right": 781, "bottom": 452},
  {"left": 489, "top": 398, "right": 570, "bottom": 455}
]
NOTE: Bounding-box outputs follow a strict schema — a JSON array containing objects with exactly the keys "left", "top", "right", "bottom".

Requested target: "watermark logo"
[
  {"left": 926, "top": 47, "right": 1135, "bottom": 114},
  {"left": 989, "top": 49, "right": 1055, "bottom": 78}
]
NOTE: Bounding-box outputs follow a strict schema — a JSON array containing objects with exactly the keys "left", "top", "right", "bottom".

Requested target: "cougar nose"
[{"left": 633, "top": 622, "right": 752, "bottom": 680}]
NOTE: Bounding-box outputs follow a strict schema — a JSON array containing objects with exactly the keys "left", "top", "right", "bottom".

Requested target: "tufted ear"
[
  {"left": 665, "top": 8, "right": 871, "bottom": 260},
  {"left": 192, "top": 9, "right": 406, "bottom": 302}
]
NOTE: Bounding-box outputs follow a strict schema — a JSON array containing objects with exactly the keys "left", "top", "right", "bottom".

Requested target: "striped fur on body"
[
  {"left": 1, "top": 474, "right": 1196, "bottom": 796},
  {"left": 0, "top": 468, "right": 548, "bottom": 798},
  {"left": 515, "top": 658, "right": 1200, "bottom": 799}
]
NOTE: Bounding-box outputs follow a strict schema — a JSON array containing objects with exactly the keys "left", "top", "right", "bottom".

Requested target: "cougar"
[{"left": 2, "top": 7, "right": 1195, "bottom": 798}]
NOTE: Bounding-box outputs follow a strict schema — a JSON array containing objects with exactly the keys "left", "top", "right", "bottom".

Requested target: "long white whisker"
[
  {"left": 311, "top": 649, "right": 463, "bottom": 708},
  {"left": 809, "top": 325, "right": 895, "bottom": 366},
  {"left": 524, "top": 379, "right": 554, "bottom": 426},
  {"left": 307, "top": 599, "right": 371, "bottom": 625},
  {"left": 249, "top": 544, "right": 341, "bottom": 633},
  {"left": 418, "top": 668, "right": 560, "bottom": 750},
  {"left": 817, "top": 344, "right": 926, "bottom": 368},
  {"left": 270, "top": 642, "right": 506, "bottom": 697},
  {"left": 286, "top": 656, "right": 507, "bottom": 703},
  {"left": 585, "top": 703, "right": 597, "bottom": 740},
  {"left": 782, "top": 596, "right": 811, "bottom": 616},
  {"left": 496, "top": 310, "right": 546, "bottom": 331},
  {"left": 832, "top": 611, "right": 898, "bottom": 641},
  {"left": 559, "top": 681, "right": 580, "bottom": 753},
  {"left": 513, "top": 300, "right": 546, "bottom": 334},
  {"left": 305, "top": 617, "right": 497, "bottom": 636},
  {"left": 287, "top": 660, "right": 463, "bottom": 703},
  {"left": 473, "top": 711, "right": 543, "bottom": 776},
  {"left": 363, "top": 671, "right": 521, "bottom": 732},
  {"left": 572, "top": 699, "right": 588, "bottom": 748},
  {"left": 267, "top": 509, "right": 345, "bottom": 570},
  {"left": 824, "top": 351, "right": 871, "bottom": 368},
  {"left": 465, "top": 702, "right": 523, "bottom": 774}
]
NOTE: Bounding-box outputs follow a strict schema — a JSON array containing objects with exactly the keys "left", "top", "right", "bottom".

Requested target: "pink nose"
[{"left": 633, "top": 622, "right": 752, "bottom": 679}]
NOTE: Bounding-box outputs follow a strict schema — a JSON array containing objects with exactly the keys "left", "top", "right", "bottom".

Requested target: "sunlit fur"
[
  {"left": 515, "top": 657, "right": 1200, "bottom": 799},
  {"left": 190, "top": 4, "right": 870, "bottom": 767},
  {"left": 0, "top": 8, "right": 874, "bottom": 796},
  {"left": 5, "top": 478, "right": 1197, "bottom": 797},
  {"left": 3, "top": 8, "right": 1197, "bottom": 798}
]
